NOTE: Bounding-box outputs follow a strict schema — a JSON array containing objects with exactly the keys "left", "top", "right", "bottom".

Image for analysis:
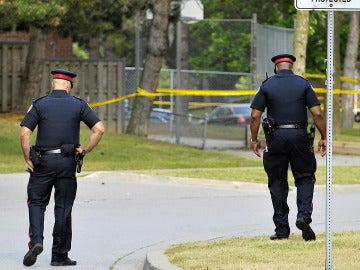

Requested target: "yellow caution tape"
[
  {"left": 136, "top": 88, "right": 156, "bottom": 99},
  {"left": 2, "top": 78, "right": 360, "bottom": 121},
  {"left": 157, "top": 88, "right": 257, "bottom": 96},
  {"left": 314, "top": 88, "right": 360, "bottom": 94},
  {"left": 304, "top": 73, "right": 326, "bottom": 80},
  {"left": 156, "top": 87, "right": 360, "bottom": 95},
  {"left": 341, "top": 76, "right": 360, "bottom": 84},
  {"left": 305, "top": 73, "right": 360, "bottom": 84},
  {"left": 89, "top": 93, "right": 137, "bottom": 107}
]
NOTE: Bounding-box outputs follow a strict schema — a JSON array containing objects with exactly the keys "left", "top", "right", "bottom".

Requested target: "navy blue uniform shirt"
[
  {"left": 250, "top": 70, "right": 320, "bottom": 124},
  {"left": 20, "top": 90, "right": 100, "bottom": 149}
]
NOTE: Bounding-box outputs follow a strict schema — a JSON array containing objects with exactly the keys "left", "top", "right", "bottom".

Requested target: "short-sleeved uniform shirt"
[
  {"left": 250, "top": 70, "right": 320, "bottom": 124},
  {"left": 20, "top": 90, "right": 100, "bottom": 149}
]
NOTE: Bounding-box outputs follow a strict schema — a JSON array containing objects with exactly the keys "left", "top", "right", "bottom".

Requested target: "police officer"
[
  {"left": 250, "top": 54, "right": 326, "bottom": 241},
  {"left": 20, "top": 69, "right": 105, "bottom": 266}
]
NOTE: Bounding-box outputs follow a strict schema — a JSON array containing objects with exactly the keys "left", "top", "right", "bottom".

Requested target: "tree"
[
  {"left": 58, "top": 0, "right": 140, "bottom": 60},
  {"left": 201, "top": 0, "right": 295, "bottom": 27},
  {"left": 17, "top": 25, "right": 49, "bottom": 114},
  {"left": 0, "top": 0, "right": 67, "bottom": 113},
  {"left": 333, "top": 12, "right": 343, "bottom": 136},
  {"left": 342, "top": 12, "right": 359, "bottom": 128},
  {"left": 2, "top": 0, "right": 358, "bottom": 129},
  {"left": 306, "top": 11, "right": 354, "bottom": 131},
  {"left": 1, "top": 0, "right": 138, "bottom": 113},
  {"left": 126, "top": 0, "right": 170, "bottom": 136},
  {"left": 293, "top": 10, "right": 309, "bottom": 76},
  {"left": 187, "top": 0, "right": 296, "bottom": 87}
]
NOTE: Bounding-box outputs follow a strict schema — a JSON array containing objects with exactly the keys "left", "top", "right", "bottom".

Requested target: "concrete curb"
[{"left": 144, "top": 249, "right": 182, "bottom": 270}]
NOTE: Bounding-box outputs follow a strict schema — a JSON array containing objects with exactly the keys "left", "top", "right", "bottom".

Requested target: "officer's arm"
[
  {"left": 20, "top": 126, "right": 33, "bottom": 169},
  {"left": 78, "top": 121, "right": 105, "bottom": 154},
  {"left": 250, "top": 109, "right": 263, "bottom": 157},
  {"left": 309, "top": 105, "right": 326, "bottom": 157}
]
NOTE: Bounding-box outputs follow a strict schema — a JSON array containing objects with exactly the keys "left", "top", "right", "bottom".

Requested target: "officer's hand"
[
  {"left": 26, "top": 159, "right": 34, "bottom": 170},
  {"left": 252, "top": 141, "right": 262, "bottom": 157},
  {"left": 318, "top": 139, "right": 326, "bottom": 157}
]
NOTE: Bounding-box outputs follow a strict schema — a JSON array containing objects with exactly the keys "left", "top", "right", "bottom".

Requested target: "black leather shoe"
[
  {"left": 296, "top": 218, "right": 316, "bottom": 241},
  {"left": 23, "top": 243, "right": 43, "bottom": 266},
  {"left": 270, "top": 233, "right": 289, "bottom": 240},
  {"left": 51, "top": 257, "right": 77, "bottom": 266}
]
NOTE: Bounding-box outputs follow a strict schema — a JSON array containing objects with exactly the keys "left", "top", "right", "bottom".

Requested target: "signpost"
[
  {"left": 295, "top": 0, "right": 360, "bottom": 10},
  {"left": 295, "top": 1, "right": 360, "bottom": 269}
]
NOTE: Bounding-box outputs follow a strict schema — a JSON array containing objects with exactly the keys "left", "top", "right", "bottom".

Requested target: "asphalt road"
[{"left": 2, "top": 157, "right": 360, "bottom": 270}]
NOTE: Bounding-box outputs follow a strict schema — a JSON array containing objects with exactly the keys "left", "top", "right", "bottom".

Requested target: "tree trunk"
[
  {"left": 342, "top": 12, "right": 359, "bottom": 128},
  {"left": 333, "top": 12, "right": 343, "bottom": 136},
  {"left": 293, "top": 10, "right": 309, "bottom": 76},
  {"left": 14, "top": 25, "right": 47, "bottom": 114},
  {"left": 126, "top": 0, "right": 169, "bottom": 136},
  {"left": 89, "top": 36, "right": 101, "bottom": 58},
  {"left": 175, "top": 21, "right": 190, "bottom": 134},
  {"left": 104, "top": 36, "right": 115, "bottom": 58}
]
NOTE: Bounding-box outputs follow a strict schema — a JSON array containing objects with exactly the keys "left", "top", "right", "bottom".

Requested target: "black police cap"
[
  {"left": 51, "top": 69, "right": 77, "bottom": 88},
  {"left": 271, "top": 54, "right": 296, "bottom": 65}
]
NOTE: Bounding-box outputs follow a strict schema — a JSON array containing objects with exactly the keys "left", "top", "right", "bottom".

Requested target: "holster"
[
  {"left": 307, "top": 123, "right": 316, "bottom": 152},
  {"left": 30, "top": 146, "right": 41, "bottom": 167},
  {"left": 75, "top": 151, "right": 85, "bottom": 173},
  {"left": 61, "top": 144, "right": 75, "bottom": 157},
  {"left": 262, "top": 118, "right": 275, "bottom": 142}
]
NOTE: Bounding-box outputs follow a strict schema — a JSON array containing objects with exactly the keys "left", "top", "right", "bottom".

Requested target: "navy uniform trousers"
[
  {"left": 27, "top": 153, "right": 77, "bottom": 261},
  {"left": 263, "top": 128, "right": 316, "bottom": 237}
]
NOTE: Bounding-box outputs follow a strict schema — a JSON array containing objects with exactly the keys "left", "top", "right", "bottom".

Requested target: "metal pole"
[
  {"left": 175, "top": 19, "right": 182, "bottom": 144},
  {"left": 202, "top": 113, "right": 208, "bottom": 149},
  {"left": 135, "top": 12, "right": 141, "bottom": 86},
  {"left": 251, "top": 13, "right": 257, "bottom": 92},
  {"left": 169, "top": 70, "right": 174, "bottom": 137},
  {"left": 325, "top": 11, "right": 334, "bottom": 270}
]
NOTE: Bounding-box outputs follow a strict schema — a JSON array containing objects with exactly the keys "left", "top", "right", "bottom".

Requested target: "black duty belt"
[
  {"left": 41, "top": 149, "right": 62, "bottom": 155},
  {"left": 275, "top": 123, "right": 306, "bottom": 129}
]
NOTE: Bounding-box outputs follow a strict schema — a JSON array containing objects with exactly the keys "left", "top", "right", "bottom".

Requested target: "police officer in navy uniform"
[
  {"left": 250, "top": 54, "right": 327, "bottom": 241},
  {"left": 20, "top": 69, "right": 105, "bottom": 266}
]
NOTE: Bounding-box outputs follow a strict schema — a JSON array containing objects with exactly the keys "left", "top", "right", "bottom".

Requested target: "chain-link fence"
[
  {"left": 124, "top": 67, "right": 253, "bottom": 149},
  {"left": 124, "top": 18, "right": 294, "bottom": 148}
]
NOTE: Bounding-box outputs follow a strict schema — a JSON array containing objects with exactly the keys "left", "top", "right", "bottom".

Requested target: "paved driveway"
[{"left": 2, "top": 167, "right": 360, "bottom": 270}]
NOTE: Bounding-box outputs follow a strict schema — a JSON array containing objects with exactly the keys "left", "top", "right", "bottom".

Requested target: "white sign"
[
  {"left": 181, "top": 0, "right": 204, "bottom": 22},
  {"left": 295, "top": 0, "right": 360, "bottom": 10}
]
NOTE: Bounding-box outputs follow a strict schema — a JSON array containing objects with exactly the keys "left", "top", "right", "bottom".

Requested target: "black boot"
[
  {"left": 296, "top": 218, "right": 316, "bottom": 241},
  {"left": 51, "top": 257, "right": 77, "bottom": 266},
  {"left": 270, "top": 233, "right": 289, "bottom": 240},
  {"left": 23, "top": 243, "right": 43, "bottom": 266}
]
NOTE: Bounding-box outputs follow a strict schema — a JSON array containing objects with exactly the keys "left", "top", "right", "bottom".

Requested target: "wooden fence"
[{"left": 0, "top": 42, "right": 126, "bottom": 132}]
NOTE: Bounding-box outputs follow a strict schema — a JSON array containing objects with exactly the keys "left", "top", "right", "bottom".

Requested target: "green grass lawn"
[
  {"left": 166, "top": 231, "right": 360, "bottom": 270},
  {"left": 2, "top": 120, "right": 360, "bottom": 186},
  {"left": 1, "top": 120, "right": 259, "bottom": 173}
]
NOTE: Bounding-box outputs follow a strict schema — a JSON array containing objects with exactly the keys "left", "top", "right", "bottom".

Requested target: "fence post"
[
  {"left": 201, "top": 113, "right": 208, "bottom": 149},
  {"left": 245, "top": 124, "right": 251, "bottom": 149},
  {"left": 1, "top": 44, "right": 9, "bottom": 112}
]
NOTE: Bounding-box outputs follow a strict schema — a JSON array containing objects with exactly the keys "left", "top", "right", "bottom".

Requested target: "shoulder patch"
[{"left": 26, "top": 104, "right": 33, "bottom": 113}]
